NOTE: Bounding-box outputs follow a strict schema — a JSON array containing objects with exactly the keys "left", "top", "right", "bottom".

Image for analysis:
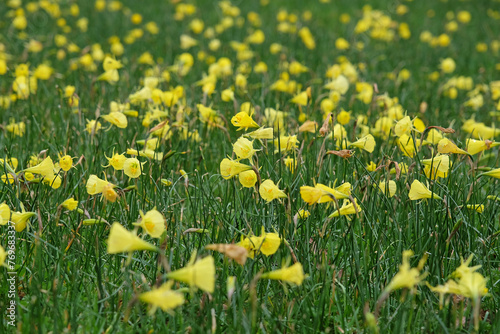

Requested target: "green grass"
[{"left": 1, "top": 0, "right": 499, "bottom": 333}]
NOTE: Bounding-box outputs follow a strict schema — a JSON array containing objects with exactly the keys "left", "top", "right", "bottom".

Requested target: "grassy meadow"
[{"left": 1, "top": 0, "right": 500, "bottom": 332}]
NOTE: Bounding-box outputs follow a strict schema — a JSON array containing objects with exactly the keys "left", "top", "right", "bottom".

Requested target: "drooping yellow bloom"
[
  {"left": 61, "top": 198, "right": 78, "bottom": 211},
  {"left": 466, "top": 139, "right": 499, "bottom": 155},
  {"left": 478, "top": 168, "right": 500, "bottom": 179},
  {"left": 291, "top": 91, "right": 308, "bottom": 106},
  {"left": 421, "top": 155, "right": 450, "bottom": 174},
  {"left": 397, "top": 134, "right": 417, "bottom": 157},
  {"left": 98, "top": 69, "right": 119, "bottom": 84},
  {"left": 328, "top": 198, "right": 362, "bottom": 218},
  {"left": 104, "top": 151, "right": 127, "bottom": 170},
  {"left": 408, "top": 180, "right": 442, "bottom": 200},
  {"left": 23, "top": 157, "right": 55, "bottom": 178},
  {"left": 140, "top": 281, "right": 185, "bottom": 314},
  {"left": 0, "top": 245, "right": 5, "bottom": 267},
  {"left": 245, "top": 127, "right": 274, "bottom": 140},
  {"left": 377, "top": 180, "right": 397, "bottom": 197},
  {"left": 233, "top": 137, "right": 258, "bottom": 161},
  {"left": 274, "top": 135, "right": 299, "bottom": 153},
  {"left": 103, "top": 56, "right": 123, "bottom": 71},
  {"left": 220, "top": 158, "right": 252, "bottom": 180},
  {"left": 239, "top": 228, "right": 281, "bottom": 259},
  {"left": 133, "top": 209, "right": 166, "bottom": 239},
  {"left": 231, "top": 111, "right": 259, "bottom": 131},
  {"left": 238, "top": 169, "right": 257, "bottom": 188},
  {"left": 107, "top": 222, "right": 157, "bottom": 254},
  {"left": 123, "top": 158, "right": 144, "bottom": 178},
  {"left": 437, "top": 138, "right": 469, "bottom": 155},
  {"left": 261, "top": 262, "right": 305, "bottom": 286},
  {"left": 394, "top": 116, "right": 413, "bottom": 137},
  {"left": 349, "top": 134, "right": 375, "bottom": 153},
  {"left": 102, "top": 111, "right": 127, "bottom": 128},
  {"left": 11, "top": 210, "right": 36, "bottom": 232},
  {"left": 259, "top": 179, "right": 287, "bottom": 202},
  {"left": 384, "top": 250, "right": 427, "bottom": 293},
  {"left": 58, "top": 155, "right": 73, "bottom": 172},
  {"left": 167, "top": 254, "right": 215, "bottom": 293},
  {"left": 0, "top": 202, "right": 11, "bottom": 226},
  {"left": 86, "top": 175, "right": 112, "bottom": 195}
]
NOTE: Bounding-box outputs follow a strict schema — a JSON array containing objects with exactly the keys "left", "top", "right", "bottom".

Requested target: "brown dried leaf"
[{"left": 206, "top": 244, "right": 248, "bottom": 265}]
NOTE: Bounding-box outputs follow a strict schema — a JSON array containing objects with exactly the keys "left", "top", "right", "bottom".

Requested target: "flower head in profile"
[
  {"left": 167, "top": 253, "right": 215, "bottom": 293},
  {"left": 328, "top": 198, "right": 362, "bottom": 218},
  {"left": 259, "top": 179, "right": 287, "bottom": 202},
  {"left": 123, "top": 158, "right": 145, "bottom": 178},
  {"left": 104, "top": 151, "right": 127, "bottom": 170},
  {"left": 0, "top": 245, "right": 5, "bottom": 267},
  {"left": 349, "top": 134, "right": 375, "bottom": 153},
  {"left": 231, "top": 111, "right": 259, "bottom": 131},
  {"left": 377, "top": 180, "right": 397, "bottom": 197},
  {"left": 133, "top": 209, "right": 166, "bottom": 239},
  {"left": 384, "top": 250, "right": 428, "bottom": 294},
  {"left": 233, "top": 137, "right": 258, "bottom": 161},
  {"left": 60, "top": 198, "right": 78, "bottom": 211},
  {"left": 408, "top": 180, "right": 442, "bottom": 201},
  {"left": 0, "top": 202, "right": 11, "bottom": 226},
  {"left": 261, "top": 262, "right": 305, "bottom": 286},
  {"left": 107, "top": 222, "right": 157, "bottom": 254},
  {"left": 102, "top": 111, "right": 128, "bottom": 128},
  {"left": 220, "top": 158, "right": 252, "bottom": 180},
  {"left": 140, "top": 281, "right": 185, "bottom": 315},
  {"left": 437, "top": 138, "right": 469, "bottom": 155},
  {"left": 11, "top": 209, "right": 36, "bottom": 232},
  {"left": 23, "top": 156, "right": 55, "bottom": 178},
  {"left": 58, "top": 155, "right": 73, "bottom": 172},
  {"left": 238, "top": 227, "right": 281, "bottom": 259},
  {"left": 477, "top": 168, "right": 500, "bottom": 179},
  {"left": 238, "top": 169, "right": 257, "bottom": 188}
]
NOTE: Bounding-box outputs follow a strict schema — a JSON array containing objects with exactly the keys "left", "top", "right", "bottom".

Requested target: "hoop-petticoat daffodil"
[
  {"left": 23, "top": 156, "right": 54, "bottom": 178},
  {"left": 133, "top": 209, "right": 166, "bottom": 239},
  {"left": 104, "top": 151, "right": 127, "bottom": 170},
  {"left": 11, "top": 210, "right": 36, "bottom": 232},
  {"left": 408, "top": 180, "right": 442, "bottom": 201},
  {"left": 231, "top": 111, "right": 259, "bottom": 131},
  {"left": 244, "top": 127, "right": 274, "bottom": 140},
  {"left": 261, "top": 262, "right": 305, "bottom": 286},
  {"left": 384, "top": 250, "right": 428, "bottom": 294},
  {"left": 167, "top": 253, "right": 215, "bottom": 293},
  {"left": 421, "top": 155, "right": 450, "bottom": 174},
  {"left": 377, "top": 180, "right": 397, "bottom": 197},
  {"left": 233, "top": 137, "right": 258, "bottom": 161},
  {"left": 274, "top": 135, "right": 299, "bottom": 153},
  {"left": 349, "top": 134, "right": 376, "bottom": 153},
  {"left": 259, "top": 179, "right": 287, "bottom": 202},
  {"left": 86, "top": 175, "right": 119, "bottom": 202},
  {"left": 0, "top": 202, "right": 11, "bottom": 226},
  {"left": 107, "top": 222, "right": 157, "bottom": 254},
  {"left": 220, "top": 158, "right": 252, "bottom": 180},
  {"left": 139, "top": 281, "right": 185, "bottom": 315},
  {"left": 394, "top": 116, "right": 414, "bottom": 137},
  {"left": 328, "top": 198, "right": 362, "bottom": 218},
  {"left": 238, "top": 169, "right": 257, "bottom": 188},
  {"left": 300, "top": 182, "right": 351, "bottom": 205},
  {"left": 477, "top": 168, "right": 500, "bottom": 179},
  {"left": 397, "top": 134, "right": 417, "bottom": 157},
  {"left": 437, "top": 138, "right": 469, "bottom": 155},
  {"left": 101, "top": 111, "right": 128, "bottom": 128},
  {"left": 0, "top": 245, "right": 5, "bottom": 267},
  {"left": 466, "top": 139, "right": 499, "bottom": 155},
  {"left": 123, "top": 158, "right": 145, "bottom": 178},
  {"left": 238, "top": 227, "right": 281, "bottom": 259}
]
